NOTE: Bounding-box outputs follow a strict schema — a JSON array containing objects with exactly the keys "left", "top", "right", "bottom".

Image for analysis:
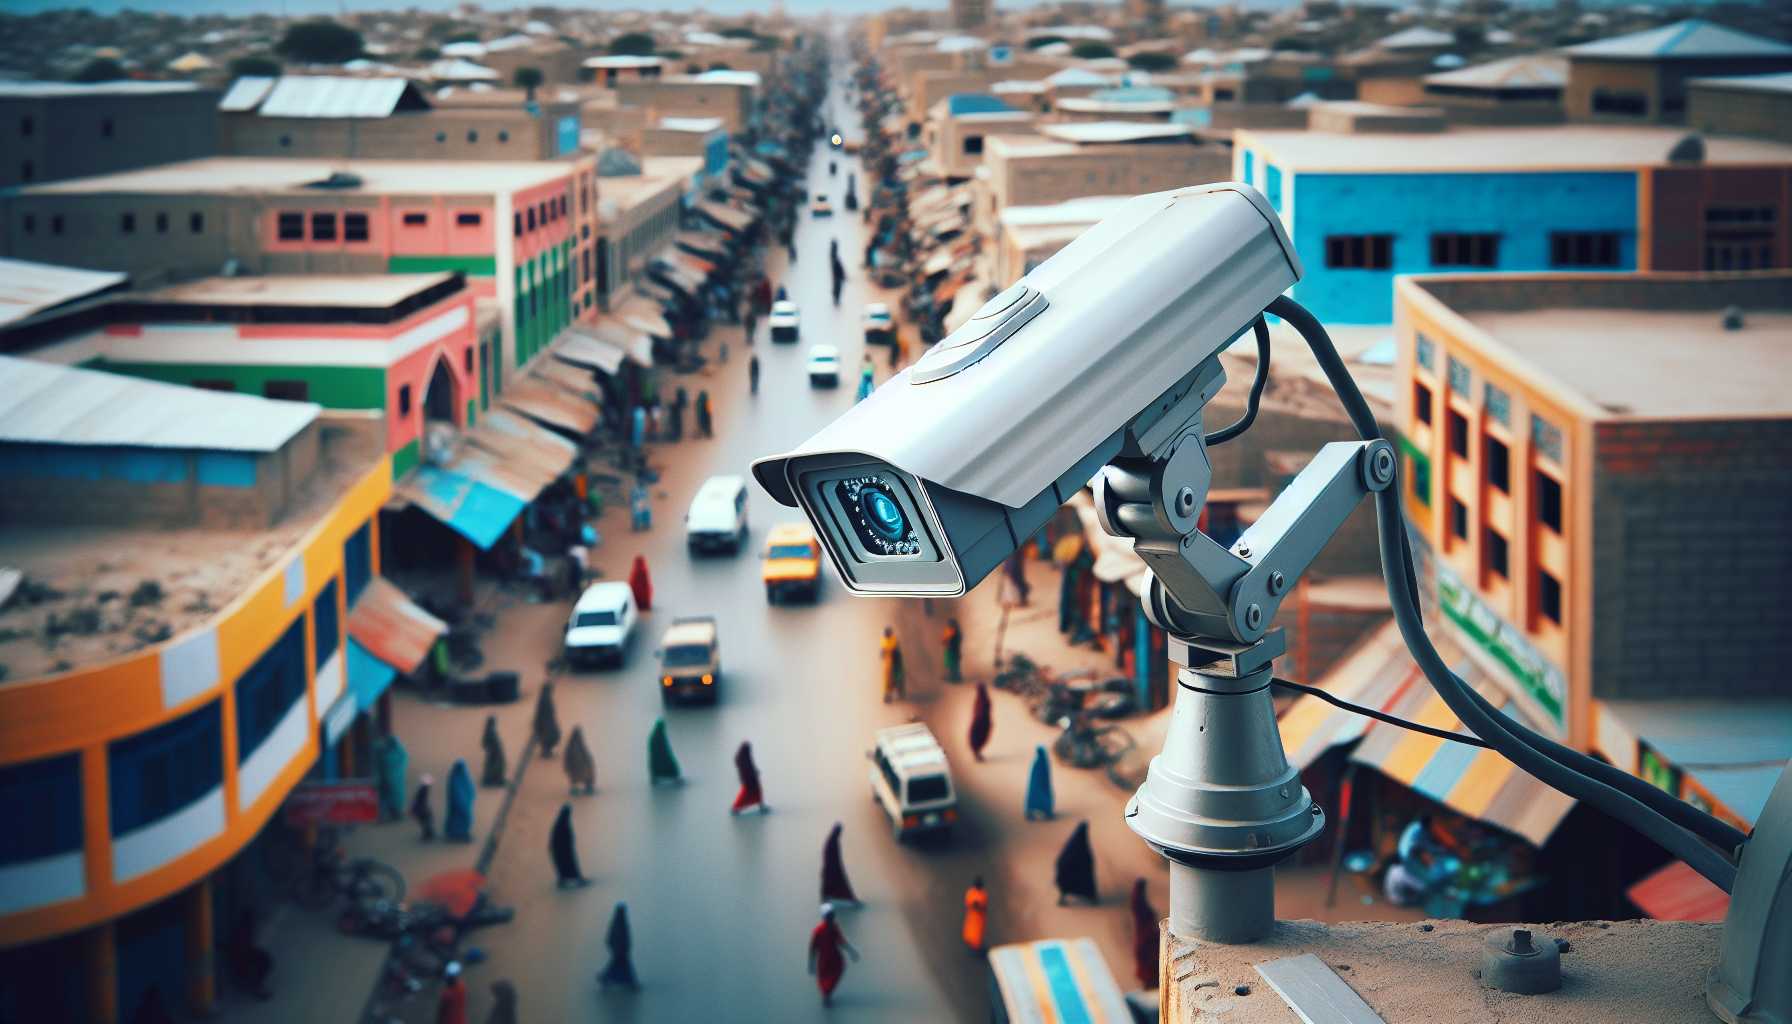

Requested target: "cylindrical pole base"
[{"left": 1170, "top": 863, "right": 1274, "bottom": 944}]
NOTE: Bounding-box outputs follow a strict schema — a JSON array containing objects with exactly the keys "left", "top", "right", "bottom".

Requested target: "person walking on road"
[
  {"left": 879, "top": 626, "right": 904, "bottom": 703},
  {"left": 534, "top": 684, "right": 562, "bottom": 759},
  {"left": 444, "top": 759, "right": 475, "bottom": 843},
  {"left": 549, "top": 803, "right": 590, "bottom": 889},
  {"left": 630, "top": 405, "right": 646, "bottom": 451},
  {"left": 628, "top": 554, "right": 653, "bottom": 611},
  {"left": 807, "top": 904, "right": 860, "bottom": 1007},
  {"left": 820, "top": 823, "right": 860, "bottom": 905},
  {"left": 962, "top": 877, "right": 989, "bottom": 953},
  {"left": 437, "top": 962, "right": 468, "bottom": 1024},
  {"left": 564, "top": 725, "right": 596, "bottom": 795},
  {"left": 1055, "top": 821, "right": 1099, "bottom": 905},
  {"left": 749, "top": 353, "right": 760, "bottom": 395},
  {"left": 410, "top": 774, "right": 436, "bottom": 841},
  {"left": 630, "top": 480, "right": 652, "bottom": 532},
  {"left": 968, "top": 683, "right": 993, "bottom": 762},
  {"left": 480, "top": 715, "right": 507, "bottom": 788},
  {"left": 485, "top": 980, "right": 518, "bottom": 1024},
  {"left": 731, "top": 741, "right": 768, "bottom": 815},
  {"left": 695, "top": 390, "right": 713, "bottom": 438},
  {"left": 1025, "top": 745, "right": 1055, "bottom": 821},
  {"left": 647, "top": 717, "right": 683, "bottom": 785},
  {"left": 1004, "top": 551, "right": 1031, "bottom": 606},
  {"left": 856, "top": 355, "right": 874, "bottom": 402},
  {"left": 1129, "top": 878, "right": 1160, "bottom": 988},
  {"left": 941, "top": 618, "right": 964, "bottom": 682},
  {"left": 598, "top": 902, "right": 640, "bottom": 990},
  {"left": 376, "top": 733, "right": 408, "bottom": 822}
]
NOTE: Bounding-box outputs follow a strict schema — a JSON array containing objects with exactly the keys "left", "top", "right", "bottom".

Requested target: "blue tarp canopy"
[
  {"left": 945, "top": 92, "right": 1013, "bottom": 115},
  {"left": 399, "top": 465, "right": 527, "bottom": 550},
  {"left": 346, "top": 636, "right": 398, "bottom": 711}
]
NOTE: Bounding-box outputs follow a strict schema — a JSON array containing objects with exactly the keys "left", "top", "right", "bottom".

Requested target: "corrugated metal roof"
[
  {"left": 1689, "top": 70, "right": 1792, "bottom": 95},
  {"left": 425, "top": 60, "right": 501, "bottom": 83},
  {"left": 555, "top": 334, "right": 626, "bottom": 375},
  {"left": 347, "top": 577, "right": 448, "bottom": 673},
  {"left": 1040, "top": 121, "right": 1196, "bottom": 144},
  {"left": 585, "top": 320, "right": 655, "bottom": 365},
  {"left": 531, "top": 359, "right": 599, "bottom": 396},
  {"left": 1567, "top": 18, "right": 1792, "bottom": 59},
  {"left": 1045, "top": 67, "right": 1113, "bottom": 87},
  {"left": 1424, "top": 53, "right": 1567, "bottom": 89},
  {"left": 218, "top": 75, "right": 275, "bottom": 111},
  {"left": 1377, "top": 26, "right": 1454, "bottom": 50},
  {"left": 0, "top": 258, "right": 127, "bottom": 327},
  {"left": 396, "top": 465, "right": 527, "bottom": 550},
  {"left": 498, "top": 378, "right": 600, "bottom": 435},
  {"left": 0, "top": 355, "right": 317, "bottom": 452},
  {"left": 255, "top": 76, "right": 425, "bottom": 118},
  {"left": 695, "top": 200, "right": 755, "bottom": 234},
  {"left": 0, "top": 81, "right": 201, "bottom": 98},
  {"left": 463, "top": 408, "right": 577, "bottom": 495},
  {"left": 615, "top": 295, "right": 673, "bottom": 340},
  {"left": 694, "top": 69, "right": 761, "bottom": 88}
]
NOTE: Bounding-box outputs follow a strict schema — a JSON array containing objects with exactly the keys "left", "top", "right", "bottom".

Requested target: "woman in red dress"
[
  {"left": 807, "top": 904, "right": 860, "bottom": 1006},
  {"left": 730, "top": 741, "right": 767, "bottom": 814},
  {"left": 968, "top": 684, "right": 993, "bottom": 761},
  {"left": 627, "top": 554, "right": 653, "bottom": 611}
]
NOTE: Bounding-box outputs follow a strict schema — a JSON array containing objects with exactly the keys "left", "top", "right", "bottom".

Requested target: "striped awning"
[
  {"left": 987, "top": 938, "right": 1130, "bottom": 1024},
  {"left": 1626, "top": 860, "right": 1729, "bottom": 923},
  {"left": 348, "top": 577, "right": 448, "bottom": 673}
]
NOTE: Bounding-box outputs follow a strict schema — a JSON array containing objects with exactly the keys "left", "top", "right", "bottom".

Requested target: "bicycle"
[
  {"left": 292, "top": 830, "right": 406, "bottom": 912},
  {"left": 1052, "top": 711, "right": 1137, "bottom": 771}
]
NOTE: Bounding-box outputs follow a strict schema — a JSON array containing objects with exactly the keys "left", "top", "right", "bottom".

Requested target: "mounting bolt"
[
  {"left": 1372, "top": 447, "right": 1396, "bottom": 483},
  {"left": 1245, "top": 603, "right": 1264, "bottom": 630},
  {"left": 1512, "top": 929, "right": 1533, "bottom": 953},
  {"left": 1236, "top": 543, "right": 1252, "bottom": 558},
  {"left": 1481, "top": 926, "right": 1561, "bottom": 994},
  {"left": 1267, "top": 571, "right": 1287, "bottom": 596},
  {"left": 1175, "top": 486, "right": 1198, "bottom": 517}
]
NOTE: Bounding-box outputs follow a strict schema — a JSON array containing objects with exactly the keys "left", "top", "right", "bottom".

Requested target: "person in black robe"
[
  {"left": 550, "top": 803, "right": 589, "bottom": 889},
  {"left": 410, "top": 774, "right": 436, "bottom": 841},
  {"left": 480, "top": 715, "right": 507, "bottom": 788},
  {"left": 820, "top": 822, "right": 860, "bottom": 905},
  {"left": 1055, "top": 821, "right": 1099, "bottom": 905},
  {"left": 597, "top": 902, "right": 640, "bottom": 990}
]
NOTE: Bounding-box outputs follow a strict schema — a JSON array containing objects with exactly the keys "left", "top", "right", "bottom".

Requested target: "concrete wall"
[
  {"left": 483, "top": 45, "right": 586, "bottom": 87},
  {"left": 0, "top": 89, "right": 219, "bottom": 189},
  {"left": 1686, "top": 81, "right": 1792, "bottom": 143},
  {"left": 221, "top": 109, "right": 564, "bottom": 161},
  {"left": 1644, "top": 165, "right": 1792, "bottom": 272},
  {"left": 1567, "top": 55, "right": 1792, "bottom": 124},
  {"left": 613, "top": 79, "right": 752, "bottom": 132},
  {"left": 989, "top": 142, "right": 1232, "bottom": 214},
  {"left": 0, "top": 435, "right": 295, "bottom": 530}
]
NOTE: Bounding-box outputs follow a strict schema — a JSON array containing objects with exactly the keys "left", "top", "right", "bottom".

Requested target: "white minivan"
[
  {"left": 868, "top": 723, "right": 958, "bottom": 841},
  {"left": 563, "top": 580, "right": 637, "bottom": 668},
  {"left": 686, "top": 474, "right": 749, "bottom": 555}
]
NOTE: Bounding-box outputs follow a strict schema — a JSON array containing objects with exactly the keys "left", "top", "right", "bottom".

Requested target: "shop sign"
[
  {"left": 1437, "top": 563, "right": 1566, "bottom": 727},
  {"left": 285, "top": 780, "right": 379, "bottom": 827}
]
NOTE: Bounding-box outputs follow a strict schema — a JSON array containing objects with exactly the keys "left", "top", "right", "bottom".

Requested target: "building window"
[
  {"left": 513, "top": 213, "right": 523, "bottom": 236},
  {"left": 51, "top": 214, "right": 63, "bottom": 235},
  {"left": 559, "top": 196, "right": 567, "bottom": 218},
  {"left": 1449, "top": 497, "right": 1469, "bottom": 541},
  {"left": 1550, "top": 231, "right": 1620, "bottom": 268},
  {"left": 1431, "top": 232, "right": 1499, "bottom": 268},
  {"left": 1538, "top": 569, "right": 1563, "bottom": 625},
  {"left": 1484, "top": 382, "right": 1510, "bottom": 426},
  {"left": 1531, "top": 413, "right": 1563, "bottom": 463},
  {"left": 463, "top": 346, "right": 474, "bottom": 373},
  {"left": 0, "top": 753, "right": 83, "bottom": 867},
  {"left": 399, "top": 384, "right": 413, "bottom": 416},
  {"left": 436, "top": 131, "right": 447, "bottom": 143},
  {"left": 498, "top": 130, "right": 510, "bottom": 143},
  {"left": 1486, "top": 528, "right": 1509, "bottom": 579},
  {"left": 190, "top": 212, "right": 204, "bottom": 234},
  {"left": 1409, "top": 453, "right": 1430, "bottom": 507},
  {"left": 279, "top": 134, "right": 292, "bottom": 148},
  {"left": 1704, "top": 204, "right": 1778, "bottom": 272},
  {"left": 313, "top": 579, "right": 339, "bottom": 667},
  {"left": 527, "top": 208, "right": 536, "bottom": 231},
  {"left": 1591, "top": 89, "right": 1646, "bottom": 117},
  {"left": 236, "top": 622, "right": 305, "bottom": 762},
  {"left": 963, "top": 135, "right": 984, "bottom": 155},
  {"left": 1447, "top": 355, "right": 1471, "bottom": 397},
  {"left": 1324, "top": 234, "right": 1392, "bottom": 270},
  {"left": 345, "top": 522, "right": 372, "bottom": 605},
  {"left": 1486, "top": 435, "right": 1510, "bottom": 493},
  {"left": 311, "top": 212, "right": 337, "bottom": 241},
  {"left": 277, "top": 211, "right": 304, "bottom": 241},
  {"left": 101, "top": 117, "right": 114, "bottom": 138},
  {"left": 192, "top": 379, "right": 236, "bottom": 392},
  {"left": 467, "top": 130, "right": 479, "bottom": 143},
  {"left": 457, "top": 212, "right": 482, "bottom": 227},
  {"left": 1447, "top": 409, "right": 1469, "bottom": 458},
  {"left": 120, "top": 212, "right": 135, "bottom": 234},
  {"left": 155, "top": 211, "right": 169, "bottom": 234},
  {"left": 344, "top": 212, "right": 369, "bottom": 242},
  {"left": 1415, "top": 332, "right": 1435, "bottom": 371},
  {"left": 1536, "top": 471, "right": 1563, "bottom": 534},
  {"left": 263, "top": 380, "right": 309, "bottom": 401},
  {"left": 403, "top": 212, "right": 428, "bottom": 226},
  {"left": 108, "top": 702, "right": 222, "bottom": 835},
  {"left": 1413, "top": 380, "right": 1433, "bottom": 426}
]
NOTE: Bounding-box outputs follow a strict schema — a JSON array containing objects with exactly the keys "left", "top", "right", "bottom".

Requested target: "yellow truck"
[{"left": 761, "top": 522, "right": 822, "bottom": 604}]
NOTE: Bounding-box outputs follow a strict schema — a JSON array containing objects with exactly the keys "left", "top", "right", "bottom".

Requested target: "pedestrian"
[
  {"left": 630, "top": 480, "right": 652, "bottom": 532},
  {"left": 628, "top": 553, "right": 653, "bottom": 611},
  {"left": 807, "top": 904, "right": 860, "bottom": 1007},
  {"left": 962, "top": 876, "right": 989, "bottom": 953},
  {"left": 437, "top": 961, "right": 467, "bottom": 1024},
  {"left": 630, "top": 404, "right": 646, "bottom": 450},
  {"left": 878, "top": 626, "right": 904, "bottom": 703},
  {"left": 597, "top": 902, "right": 640, "bottom": 990},
  {"left": 745, "top": 308, "right": 759, "bottom": 344},
  {"left": 550, "top": 803, "right": 590, "bottom": 888},
  {"left": 667, "top": 398, "right": 684, "bottom": 442},
  {"left": 647, "top": 717, "right": 683, "bottom": 785},
  {"left": 533, "top": 683, "right": 562, "bottom": 759},
  {"left": 731, "top": 740, "right": 768, "bottom": 815},
  {"left": 1129, "top": 878, "right": 1160, "bottom": 989},
  {"left": 1004, "top": 551, "right": 1031, "bottom": 606},
  {"left": 856, "top": 355, "right": 875, "bottom": 402},
  {"left": 1024, "top": 744, "right": 1055, "bottom": 821},
  {"left": 411, "top": 773, "right": 436, "bottom": 841},
  {"left": 564, "top": 724, "right": 597, "bottom": 795},
  {"left": 485, "top": 980, "right": 518, "bottom": 1024},
  {"left": 786, "top": 235, "right": 798, "bottom": 264},
  {"left": 942, "top": 618, "right": 963, "bottom": 682},
  {"left": 820, "top": 822, "right": 860, "bottom": 905},
  {"left": 1054, "top": 821, "right": 1099, "bottom": 905},
  {"left": 695, "top": 390, "right": 713, "bottom": 438},
  {"left": 226, "top": 909, "right": 274, "bottom": 1000},
  {"left": 968, "top": 683, "right": 993, "bottom": 762},
  {"left": 375, "top": 733, "right": 408, "bottom": 822},
  {"left": 480, "top": 715, "right": 507, "bottom": 788},
  {"left": 445, "top": 759, "right": 475, "bottom": 843},
  {"left": 887, "top": 335, "right": 900, "bottom": 368},
  {"left": 648, "top": 404, "right": 662, "bottom": 442},
  {"left": 749, "top": 353, "right": 760, "bottom": 395}
]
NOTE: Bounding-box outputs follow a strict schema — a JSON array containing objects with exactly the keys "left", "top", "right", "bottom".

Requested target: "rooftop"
[
  {"left": 0, "top": 258, "right": 128, "bottom": 328},
  {"left": 136, "top": 272, "right": 455, "bottom": 309},
  {"left": 219, "top": 75, "right": 432, "bottom": 118},
  {"left": 1407, "top": 273, "right": 1792, "bottom": 418},
  {"left": 1056, "top": 96, "right": 1177, "bottom": 115},
  {"left": 1241, "top": 125, "right": 1792, "bottom": 171},
  {"left": 1688, "top": 70, "right": 1792, "bottom": 95},
  {"left": 585, "top": 55, "right": 666, "bottom": 70},
  {"left": 0, "top": 81, "right": 203, "bottom": 98},
  {"left": 1566, "top": 18, "right": 1792, "bottom": 61},
  {"left": 1040, "top": 121, "right": 1199, "bottom": 144},
  {"left": 1423, "top": 52, "right": 1568, "bottom": 89},
  {"left": 20, "top": 157, "right": 570, "bottom": 197}
]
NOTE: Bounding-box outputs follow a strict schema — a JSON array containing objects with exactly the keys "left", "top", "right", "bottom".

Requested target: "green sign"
[{"left": 1436, "top": 563, "right": 1566, "bottom": 727}]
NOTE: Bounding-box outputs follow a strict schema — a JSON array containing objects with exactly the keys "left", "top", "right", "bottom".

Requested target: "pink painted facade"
[
  {"left": 378, "top": 291, "right": 480, "bottom": 455},
  {"left": 510, "top": 178, "right": 575, "bottom": 263}
]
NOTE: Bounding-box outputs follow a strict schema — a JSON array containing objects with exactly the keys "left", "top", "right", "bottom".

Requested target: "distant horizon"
[{"left": 0, "top": 0, "right": 1728, "bottom": 16}]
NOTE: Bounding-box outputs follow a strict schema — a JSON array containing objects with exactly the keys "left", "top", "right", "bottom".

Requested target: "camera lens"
[{"left": 860, "top": 488, "right": 906, "bottom": 541}]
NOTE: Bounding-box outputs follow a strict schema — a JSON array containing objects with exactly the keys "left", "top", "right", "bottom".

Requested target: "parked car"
[
  {"left": 657, "top": 616, "right": 720, "bottom": 704},
  {"left": 769, "top": 300, "right": 800, "bottom": 343},
  {"left": 762, "top": 522, "right": 822, "bottom": 603},
  {"left": 563, "top": 581, "right": 637, "bottom": 668},
  {"left": 868, "top": 723, "right": 958, "bottom": 841},
  {"left": 807, "top": 344, "right": 841, "bottom": 387},
  {"left": 686, "top": 474, "right": 749, "bottom": 555},
  {"left": 862, "top": 302, "right": 894, "bottom": 345},
  {"left": 811, "top": 194, "right": 833, "bottom": 218}
]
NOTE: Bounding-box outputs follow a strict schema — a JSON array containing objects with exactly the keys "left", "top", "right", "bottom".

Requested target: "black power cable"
[
  {"left": 1205, "top": 315, "right": 1271, "bottom": 447},
  {"left": 1265, "top": 294, "right": 1742, "bottom": 892},
  {"left": 1270, "top": 678, "right": 1492, "bottom": 749}
]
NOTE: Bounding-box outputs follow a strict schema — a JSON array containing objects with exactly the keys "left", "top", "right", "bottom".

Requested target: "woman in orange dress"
[{"left": 961, "top": 876, "right": 989, "bottom": 953}]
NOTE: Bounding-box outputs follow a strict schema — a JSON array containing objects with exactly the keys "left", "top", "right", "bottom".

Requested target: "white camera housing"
[{"left": 752, "top": 182, "right": 1301, "bottom": 596}]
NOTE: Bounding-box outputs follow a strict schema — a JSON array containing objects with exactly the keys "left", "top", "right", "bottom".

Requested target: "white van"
[
  {"left": 563, "top": 581, "right": 637, "bottom": 668},
  {"left": 686, "top": 474, "right": 749, "bottom": 555},
  {"left": 868, "top": 723, "right": 958, "bottom": 841}
]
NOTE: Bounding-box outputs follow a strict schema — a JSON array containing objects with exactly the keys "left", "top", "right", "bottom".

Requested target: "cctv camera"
[{"left": 752, "top": 182, "right": 1300, "bottom": 597}]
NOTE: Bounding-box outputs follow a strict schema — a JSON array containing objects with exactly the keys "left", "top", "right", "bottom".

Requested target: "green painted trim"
[
  {"left": 1398, "top": 434, "right": 1432, "bottom": 508},
  {"left": 388, "top": 254, "right": 496, "bottom": 276},
  {"left": 391, "top": 438, "right": 420, "bottom": 479},
  {"left": 1436, "top": 563, "right": 1566, "bottom": 726},
  {"left": 96, "top": 360, "right": 386, "bottom": 409},
  {"left": 466, "top": 399, "right": 476, "bottom": 426}
]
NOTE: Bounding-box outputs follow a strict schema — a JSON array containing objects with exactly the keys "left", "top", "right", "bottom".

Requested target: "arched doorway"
[{"left": 419, "top": 356, "right": 459, "bottom": 463}]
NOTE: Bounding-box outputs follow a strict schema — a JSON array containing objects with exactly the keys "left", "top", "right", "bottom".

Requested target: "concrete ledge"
[{"left": 1163, "top": 917, "right": 1723, "bottom": 1023}]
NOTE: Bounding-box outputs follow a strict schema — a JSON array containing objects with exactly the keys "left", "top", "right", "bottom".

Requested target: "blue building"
[{"left": 1234, "top": 123, "right": 1792, "bottom": 324}]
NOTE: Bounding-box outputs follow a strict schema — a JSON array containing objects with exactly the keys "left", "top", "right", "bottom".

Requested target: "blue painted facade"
[
  {"left": 1286, "top": 170, "right": 1640, "bottom": 323},
  {"left": 703, "top": 130, "right": 731, "bottom": 179},
  {"left": 0, "top": 444, "right": 258, "bottom": 487}
]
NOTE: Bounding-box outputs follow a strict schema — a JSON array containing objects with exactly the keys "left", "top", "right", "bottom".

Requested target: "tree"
[
  {"left": 1070, "top": 41, "right": 1116, "bottom": 60},
  {"left": 414, "top": 47, "right": 441, "bottom": 61},
  {"left": 685, "top": 63, "right": 702, "bottom": 74},
  {"left": 708, "top": 62, "right": 733, "bottom": 71},
  {"left": 514, "top": 65, "right": 544, "bottom": 101},
  {"left": 1452, "top": 24, "right": 1487, "bottom": 52},
  {"left": 608, "top": 32, "right": 656, "bottom": 56},
  {"left": 1126, "top": 51, "right": 1177, "bottom": 71},
  {"left": 1026, "top": 35, "right": 1066, "bottom": 49},
  {"left": 719, "top": 26, "right": 759, "bottom": 39},
  {"left": 275, "top": 19, "right": 364, "bottom": 65},
  {"left": 72, "top": 57, "right": 127, "bottom": 83},
  {"left": 228, "top": 54, "right": 282, "bottom": 78}
]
